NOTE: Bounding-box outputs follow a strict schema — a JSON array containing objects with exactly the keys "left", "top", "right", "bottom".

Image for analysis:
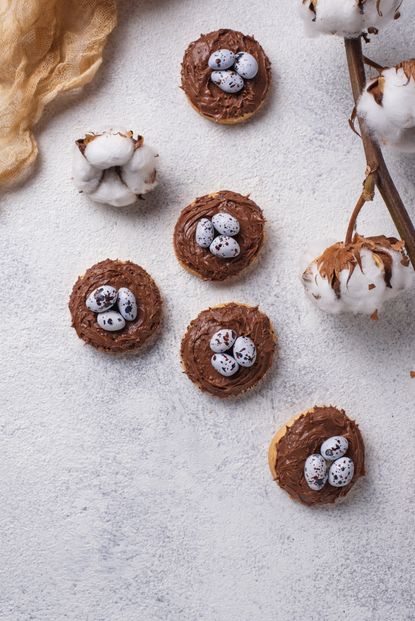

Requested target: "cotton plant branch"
[
  {"left": 344, "top": 36, "right": 415, "bottom": 269},
  {"left": 299, "top": 0, "right": 414, "bottom": 317},
  {"left": 344, "top": 170, "right": 376, "bottom": 244}
]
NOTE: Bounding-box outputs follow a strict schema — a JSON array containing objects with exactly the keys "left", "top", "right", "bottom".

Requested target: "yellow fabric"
[{"left": 0, "top": 0, "right": 117, "bottom": 184}]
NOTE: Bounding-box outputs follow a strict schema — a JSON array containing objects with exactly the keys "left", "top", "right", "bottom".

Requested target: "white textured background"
[{"left": 1, "top": 1, "right": 415, "bottom": 619}]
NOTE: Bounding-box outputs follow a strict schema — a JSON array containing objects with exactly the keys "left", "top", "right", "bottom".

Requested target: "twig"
[
  {"left": 362, "top": 55, "right": 384, "bottom": 72},
  {"left": 345, "top": 171, "right": 376, "bottom": 244},
  {"left": 344, "top": 37, "right": 415, "bottom": 269}
]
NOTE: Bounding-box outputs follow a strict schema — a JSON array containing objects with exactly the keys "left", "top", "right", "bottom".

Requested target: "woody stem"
[
  {"left": 345, "top": 193, "right": 367, "bottom": 244},
  {"left": 362, "top": 55, "right": 384, "bottom": 72},
  {"left": 344, "top": 37, "right": 415, "bottom": 269}
]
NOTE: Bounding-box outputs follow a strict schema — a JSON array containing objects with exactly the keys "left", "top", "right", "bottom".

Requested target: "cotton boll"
[
  {"left": 381, "top": 68, "right": 415, "bottom": 127},
  {"left": 358, "top": 80, "right": 403, "bottom": 147},
  {"left": 300, "top": 0, "right": 402, "bottom": 38},
  {"left": 302, "top": 261, "right": 343, "bottom": 313},
  {"left": 88, "top": 169, "right": 137, "bottom": 207},
  {"left": 339, "top": 247, "right": 414, "bottom": 312},
  {"left": 337, "top": 248, "right": 391, "bottom": 314},
  {"left": 120, "top": 144, "right": 158, "bottom": 195},
  {"left": 358, "top": 64, "right": 415, "bottom": 152},
  {"left": 300, "top": 0, "right": 362, "bottom": 38},
  {"left": 385, "top": 248, "right": 415, "bottom": 296},
  {"left": 72, "top": 131, "right": 159, "bottom": 206},
  {"left": 84, "top": 131, "right": 135, "bottom": 169},
  {"left": 301, "top": 235, "right": 413, "bottom": 316},
  {"left": 72, "top": 145, "right": 102, "bottom": 193}
]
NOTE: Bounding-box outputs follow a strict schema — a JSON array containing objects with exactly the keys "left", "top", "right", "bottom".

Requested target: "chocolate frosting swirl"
[
  {"left": 181, "top": 303, "right": 277, "bottom": 398},
  {"left": 273, "top": 406, "right": 365, "bottom": 506},
  {"left": 69, "top": 259, "right": 162, "bottom": 354},
  {"left": 174, "top": 190, "right": 265, "bottom": 281},
  {"left": 181, "top": 29, "right": 271, "bottom": 123}
]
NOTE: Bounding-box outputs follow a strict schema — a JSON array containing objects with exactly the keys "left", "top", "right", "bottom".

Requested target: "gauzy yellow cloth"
[{"left": 0, "top": 0, "right": 117, "bottom": 185}]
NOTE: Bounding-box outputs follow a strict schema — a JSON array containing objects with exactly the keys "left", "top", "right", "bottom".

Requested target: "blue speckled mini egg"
[
  {"left": 304, "top": 454, "right": 328, "bottom": 491},
  {"left": 117, "top": 287, "right": 138, "bottom": 321},
  {"left": 195, "top": 218, "right": 215, "bottom": 248},
  {"left": 208, "top": 49, "right": 235, "bottom": 70},
  {"left": 320, "top": 436, "right": 349, "bottom": 461},
  {"left": 97, "top": 310, "right": 126, "bottom": 332},
  {"left": 328, "top": 457, "right": 354, "bottom": 488},
  {"left": 234, "top": 52, "right": 258, "bottom": 79},
  {"left": 209, "top": 235, "right": 240, "bottom": 259},
  {"left": 86, "top": 285, "right": 118, "bottom": 313},
  {"left": 209, "top": 329, "right": 237, "bottom": 353},
  {"left": 212, "top": 212, "right": 240, "bottom": 236},
  {"left": 233, "top": 336, "right": 256, "bottom": 367},
  {"left": 211, "top": 353, "right": 239, "bottom": 377},
  {"left": 211, "top": 70, "right": 244, "bottom": 94}
]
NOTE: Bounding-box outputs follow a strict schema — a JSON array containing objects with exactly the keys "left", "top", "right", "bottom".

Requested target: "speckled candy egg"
[
  {"left": 208, "top": 49, "right": 235, "bottom": 71},
  {"left": 233, "top": 336, "right": 257, "bottom": 367},
  {"left": 211, "top": 353, "right": 240, "bottom": 377},
  {"left": 209, "top": 329, "right": 237, "bottom": 353},
  {"left": 304, "top": 454, "right": 328, "bottom": 491},
  {"left": 209, "top": 235, "right": 240, "bottom": 259},
  {"left": 320, "top": 436, "right": 349, "bottom": 462},
  {"left": 328, "top": 457, "right": 354, "bottom": 488},
  {"left": 234, "top": 52, "right": 258, "bottom": 79},
  {"left": 97, "top": 310, "right": 126, "bottom": 332},
  {"left": 86, "top": 285, "right": 118, "bottom": 313},
  {"left": 117, "top": 287, "right": 138, "bottom": 321},
  {"left": 211, "top": 70, "right": 245, "bottom": 94},
  {"left": 195, "top": 218, "right": 215, "bottom": 248},
  {"left": 212, "top": 212, "right": 240, "bottom": 237}
]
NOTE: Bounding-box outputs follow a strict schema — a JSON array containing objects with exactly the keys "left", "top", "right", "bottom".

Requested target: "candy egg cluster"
[
  {"left": 195, "top": 212, "right": 241, "bottom": 259},
  {"left": 86, "top": 285, "right": 138, "bottom": 332},
  {"left": 208, "top": 49, "right": 258, "bottom": 94},
  {"left": 304, "top": 436, "right": 354, "bottom": 491},
  {"left": 209, "top": 328, "right": 257, "bottom": 377}
]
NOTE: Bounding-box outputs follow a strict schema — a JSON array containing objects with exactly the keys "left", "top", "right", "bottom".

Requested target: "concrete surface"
[{"left": 1, "top": 1, "right": 415, "bottom": 619}]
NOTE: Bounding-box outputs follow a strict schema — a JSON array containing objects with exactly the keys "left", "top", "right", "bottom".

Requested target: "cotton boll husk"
[
  {"left": 84, "top": 131, "right": 135, "bottom": 169},
  {"left": 72, "top": 145, "right": 102, "bottom": 192},
  {"left": 300, "top": 237, "right": 337, "bottom": 272},
  {"left": 302, "top": 236, "right": 413, "bottom": 316},
  {"left": 88, "top": 168, "right": 137, "bottom": 207},
  {"left": 120, "top": 144, "right": 158, "bottom": 195},
  {"left": 300, "top": 0, "right": 402, "bottom": 38}
]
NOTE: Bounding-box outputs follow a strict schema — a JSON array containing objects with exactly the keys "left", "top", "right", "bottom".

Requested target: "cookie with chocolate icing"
[
  {"left": 174, "top": 190, "right": 265, "bottom": 281},
  {"left": 181, "top": 303, "right": 277, "bottom": 398},
  {"left": 181, "top": 29, "right": 271, "bottom": 124},
  {"left": 268, "top": 406, "right": 365, "bottom": 506},
  {"left": 69, "top": 259, "right": 162, "bottom": 354}
]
